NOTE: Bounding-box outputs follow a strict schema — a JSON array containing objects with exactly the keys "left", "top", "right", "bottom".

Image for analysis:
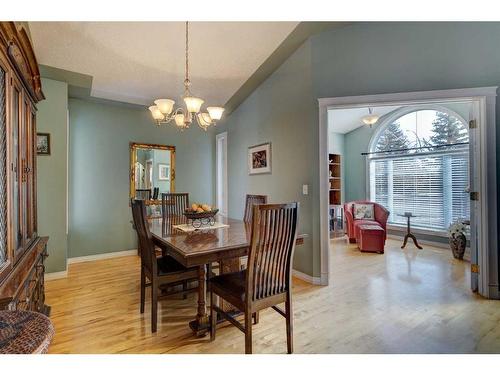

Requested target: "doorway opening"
[
  {"left": 318, "top": 88, "right": 498, "bottom": 299},
  {"left": 216, "top": 132, "right": 228, "bottom": 216}
]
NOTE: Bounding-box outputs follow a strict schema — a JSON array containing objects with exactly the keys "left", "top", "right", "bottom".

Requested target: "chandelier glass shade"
[
  {"left": 361, "top": 107, "right": 379, "bottom": 127},
  {"left": 148, "top": 22, "right": 224, "bottom": 131}
]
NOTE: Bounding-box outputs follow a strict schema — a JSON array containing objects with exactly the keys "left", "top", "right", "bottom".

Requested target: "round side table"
[
  {"left": 0, "top": 310, "right": 54, "bottom": 354},
  {"left": 397, "top": 213, "right": 423, "bottom": 250}
]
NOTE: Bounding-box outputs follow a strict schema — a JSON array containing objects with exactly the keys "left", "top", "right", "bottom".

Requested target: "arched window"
[{"left": 368, "top": 106, "right": 470, "bottom": 231}]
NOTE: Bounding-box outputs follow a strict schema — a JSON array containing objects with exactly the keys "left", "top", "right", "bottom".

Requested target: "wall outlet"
[{"left": 302, "top": 184, "right": 309, "bottom": 195}]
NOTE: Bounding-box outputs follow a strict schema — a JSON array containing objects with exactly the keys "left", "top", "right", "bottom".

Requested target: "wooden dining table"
[{"left": 148, "top": 214, "right": 305, "bottom": 337}]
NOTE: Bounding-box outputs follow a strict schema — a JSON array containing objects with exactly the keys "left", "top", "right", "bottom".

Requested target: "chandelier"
[
  {"left": 361, "top": 107, "right": 379, "bottom": 127},
  {"left": 148, "top": 22, "right": 224, "bottom": 131}
]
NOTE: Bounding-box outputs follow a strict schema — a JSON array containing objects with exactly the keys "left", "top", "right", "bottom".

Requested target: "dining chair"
[
  {"left": 209, "top": 202, "right": 299, "bottom": 354},
  {"left": 131, "top": 199, "right": 198, "bottom": 333},
  {"left": 136, "top": 188, "right": 151, "bottom": 200},
  {"left": 243, "top": 194, "right": 268, "bottom": 223},
  {"left": 152, "top": 187, "right": 159, "bottom": 200},
  {"left": 161, "top": 193, "right": 189, "bottom": 217},
  {"left": 240, "top": 194, "right": 268, "bottom": 323}
]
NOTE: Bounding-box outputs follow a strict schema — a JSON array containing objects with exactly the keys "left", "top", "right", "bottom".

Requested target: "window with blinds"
[{"left": 369, "top": 109, "right": 470, "bottom": 232}]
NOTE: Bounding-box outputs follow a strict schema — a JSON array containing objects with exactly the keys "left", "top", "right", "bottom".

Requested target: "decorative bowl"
[{"left": 183, "top": 208, "right": 219, "bottom": 228}]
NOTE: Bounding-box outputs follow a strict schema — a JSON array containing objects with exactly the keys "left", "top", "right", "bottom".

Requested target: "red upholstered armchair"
[{"left": 344, "top": 201, "right": 390, "bottom": 243}]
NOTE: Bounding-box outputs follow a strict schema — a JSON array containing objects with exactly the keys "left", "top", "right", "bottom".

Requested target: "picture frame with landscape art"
[
  {"left": 36, "top": 133, "right": 51, "bottom": 155},
  {"left": 248, "top": 142, "right": 271, "bottom": 175}
]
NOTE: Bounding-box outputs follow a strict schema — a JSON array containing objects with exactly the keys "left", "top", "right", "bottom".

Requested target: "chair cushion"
[
  {"left": 353, "top": 219, "right": 378, "bottom": 228},
  {"left": 353, "top": 203, "right": 375, "bottom": 220},
  {"left": 156, "top": 256, "right": 191, "bottom": 275},
  {"left": 0, "top": 311, "right": 54, "bottom": 354},
  {"left": 209, "top": 270, "right": 246, "bottom": 301}
]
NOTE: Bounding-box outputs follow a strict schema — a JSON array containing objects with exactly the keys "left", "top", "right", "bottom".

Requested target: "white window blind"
[{"left": 369, "top": 150, "right": 470, "bottom": 231}]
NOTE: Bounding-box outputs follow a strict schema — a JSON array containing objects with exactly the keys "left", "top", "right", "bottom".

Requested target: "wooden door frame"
[{"left": 318, "top": 87, "right": 498, "bottom": 299}]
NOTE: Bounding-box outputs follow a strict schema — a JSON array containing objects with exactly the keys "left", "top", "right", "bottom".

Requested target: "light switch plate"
[{"left": 302, "top": 184, "right": 309, "bottom": 195}]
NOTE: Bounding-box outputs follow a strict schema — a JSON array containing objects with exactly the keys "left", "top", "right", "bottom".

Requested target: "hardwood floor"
[{"left": 45, "top": 238, "right": 500, "bottom": 353}]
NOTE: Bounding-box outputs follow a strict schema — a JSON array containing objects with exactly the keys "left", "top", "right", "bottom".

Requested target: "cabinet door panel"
[
  {"left": 22, "top": 97, "right": 33, "bottom": 245},
  {"left": 11, "top": 79, "right": 24, "bottom": 261},
  {"left": 0, "top": 66, "right": 7, "bottom": 270},
  {"left": 29, "top": 109, "right": 37, "bottom": 237}
]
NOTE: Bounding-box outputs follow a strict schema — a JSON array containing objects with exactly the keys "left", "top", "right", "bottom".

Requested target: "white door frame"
[
  {"left": 318, "top": 87, "right": 498, "bottom": 299},
  {"left": 216, "top": 132, "right": 228, "bottom": 216}
]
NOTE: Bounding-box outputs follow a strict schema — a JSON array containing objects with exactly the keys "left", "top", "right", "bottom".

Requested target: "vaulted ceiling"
[{"left": 29, "top": 22, "right": 299, "bottom": 107}]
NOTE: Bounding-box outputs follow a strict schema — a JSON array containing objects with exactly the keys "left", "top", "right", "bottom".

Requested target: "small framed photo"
[
  {"left": 158, "top": 163, "right": 170, "bottom": 181},
  {"left": 248, "top": 142, "right": 272, "bottom": 175},
  {"left": 36, "top": 133, "right": 51, "bottom": 155}
]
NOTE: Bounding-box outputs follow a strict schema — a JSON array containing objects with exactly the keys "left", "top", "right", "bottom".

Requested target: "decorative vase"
[{"left": 449, "top": 233, "right": 466, "bottom": 260}]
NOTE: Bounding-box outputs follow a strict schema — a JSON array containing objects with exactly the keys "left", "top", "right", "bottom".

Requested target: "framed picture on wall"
[
  {"left": 158, "top": 163, "right": 170, "bottom": 180},
  {"left": 36, "top": 133, "right": 51, "bottom": 155},
  {"left": 248, "top": 142, "right": 272, "bottom": 175}
]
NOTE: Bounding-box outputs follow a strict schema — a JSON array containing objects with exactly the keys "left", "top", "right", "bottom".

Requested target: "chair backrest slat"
[
  {"left": 162, "top": 193, "right": 189, "bottom": 217},
  {"left": 243, "top": 194, "right": 268, "bottom": 223},
  {"left": 131, "top": 199, "right": 156, "bottom": 274},
  {"left": 246, "top": 203, "right": 299, "bottom": 302}
]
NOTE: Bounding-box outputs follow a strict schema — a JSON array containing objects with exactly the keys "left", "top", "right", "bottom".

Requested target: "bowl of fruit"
[{"left": 184, "top": 203, "right": 219, "bottom": 228}]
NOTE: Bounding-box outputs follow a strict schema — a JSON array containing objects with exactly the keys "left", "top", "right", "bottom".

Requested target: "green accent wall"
[
  {"left": 37, "top": 78, "right": 68, "bottom": 272},
  {"left": 221, "top": 22, "right": 500, "bottom": 279},
  {"left": 68, "top": 98, "right": 215, "bottom": 258},
  {"left": 217, "top": 40, "right": 317, "bottom": 276}
]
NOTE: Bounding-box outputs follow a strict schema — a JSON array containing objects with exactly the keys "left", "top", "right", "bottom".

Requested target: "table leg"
[
  {"left": 189, "top": 264, "right": 209, "bottom": 337},
  {"left": 409, "top": 233, "right": 423, "bottom": 249},
  {"left": 401, "top": 217, "right": 423, "bottom": 250}
]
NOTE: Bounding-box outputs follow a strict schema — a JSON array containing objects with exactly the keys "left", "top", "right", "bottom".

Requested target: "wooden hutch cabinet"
[{"left": 0, "top": 22, "right": 49, "bottom": 314}]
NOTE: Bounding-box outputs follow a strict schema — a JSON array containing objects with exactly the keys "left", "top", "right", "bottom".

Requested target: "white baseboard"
[
  {"left": 67, "top": 249, "right": 138, "bottom": 264},
  {"left": 44, "top": 270, "right": 68, "bottom": 280},
  {"left": 292, "top": 269, "right": 322, "bottom": 285},
  {"left": 387, "top": 234, "right": 471, "bottom": 261},
  {"left": 387, "top": 234, "right": 449, "bottom": 249}
]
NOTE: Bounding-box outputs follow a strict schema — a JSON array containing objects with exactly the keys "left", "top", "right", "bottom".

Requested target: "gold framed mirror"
[{"left": 130, "top": 142, "right": 175, "bottom": 205}]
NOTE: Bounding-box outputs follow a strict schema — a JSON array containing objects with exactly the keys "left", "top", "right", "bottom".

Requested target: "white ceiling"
[
  {"left": 328, "top": 105, "right": 401, "bottom": 134},
  {"left": 29, "top": 22, "right": 298, "bottom": 106},
  {"left": 328, "top": 102, "right": 472, "bottom": 134}
]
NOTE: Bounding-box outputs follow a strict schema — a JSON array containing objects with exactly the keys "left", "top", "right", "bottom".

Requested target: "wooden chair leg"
[
  {"left": 253, "top": 311, "right": 259, "bottom": 325},
  {"left": 210, "top": 291, "right": 217, "bottom": 341},
  {"left": 182, "top": 280, "right": 188, "bottom": 299},
  {"left": 285, "top": 293, "right": 293, "bottom": 354},
  {"left": 245, "top": 311, "right": 253, "bottom": 354},
  {"left": 140, "top": 267, "right": 145, "bottom": 314},
  {"left": 151, "top": 279, "right": 158, "bottom": 333}
]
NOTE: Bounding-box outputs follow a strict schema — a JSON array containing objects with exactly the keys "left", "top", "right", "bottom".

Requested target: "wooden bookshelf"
[{"left": 328, "top": 153, "right": 341, "bottom": 205}]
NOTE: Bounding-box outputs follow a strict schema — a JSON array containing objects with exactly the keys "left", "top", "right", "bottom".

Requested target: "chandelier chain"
[
  {"left": 149, "top": 20, "right": 224, "bottom": 130},
  {"left": 185, "top": 21, "right": 189, "bottom": 88}
]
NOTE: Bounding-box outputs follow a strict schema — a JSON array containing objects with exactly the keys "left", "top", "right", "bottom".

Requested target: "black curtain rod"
[{"left": 361, "top": 142, "right": 469, "bottom": 156}]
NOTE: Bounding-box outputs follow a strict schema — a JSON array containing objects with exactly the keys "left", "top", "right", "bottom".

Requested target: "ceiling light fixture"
[
  {"left": 148, "top": 22, "right": 224, "bottom": 131},
  {"left": 361, "top": 107, "right": 379, "bottom": 127}
]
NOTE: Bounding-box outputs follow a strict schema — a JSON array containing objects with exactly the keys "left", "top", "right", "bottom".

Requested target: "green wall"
[
  {"left": 68, "top": 98, "right": 215, "bottom": 258},
  {"left": 221, "top": 22, "right": 500, "bottom": 279},
  {"left": 37, "top": 78, "right": 68, "bottom": 272},
  {"left": 217, "top": 40, "right": 317, "bottom": 276}
]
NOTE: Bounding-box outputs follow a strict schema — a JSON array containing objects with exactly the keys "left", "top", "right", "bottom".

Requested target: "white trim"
[
  {"left": 67, "top": 249, "right": 137, "bottom": 264},
  {"left": 215, "top": 132, "right": 228, "bottom": 217},
  {"left": 387, "top": 224, "right": 447, "bottom": 237},
  {"left": 44, "top": 270, "right": 68, "bottom": 280},
  {"left": 318, "top": 87, "right": 498, "bottom": 108},
  {"left": 292, "top": 269, "right": 322, "bottom": 285},
  {"left": 319, "top": 101, "right": 330, "bottom": 286},
  {"left": 386, "top": 234, "right": 472, "bottom": 262},
  {"left": 319, "top": 87, "right": 498, "bottom": 298}
]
